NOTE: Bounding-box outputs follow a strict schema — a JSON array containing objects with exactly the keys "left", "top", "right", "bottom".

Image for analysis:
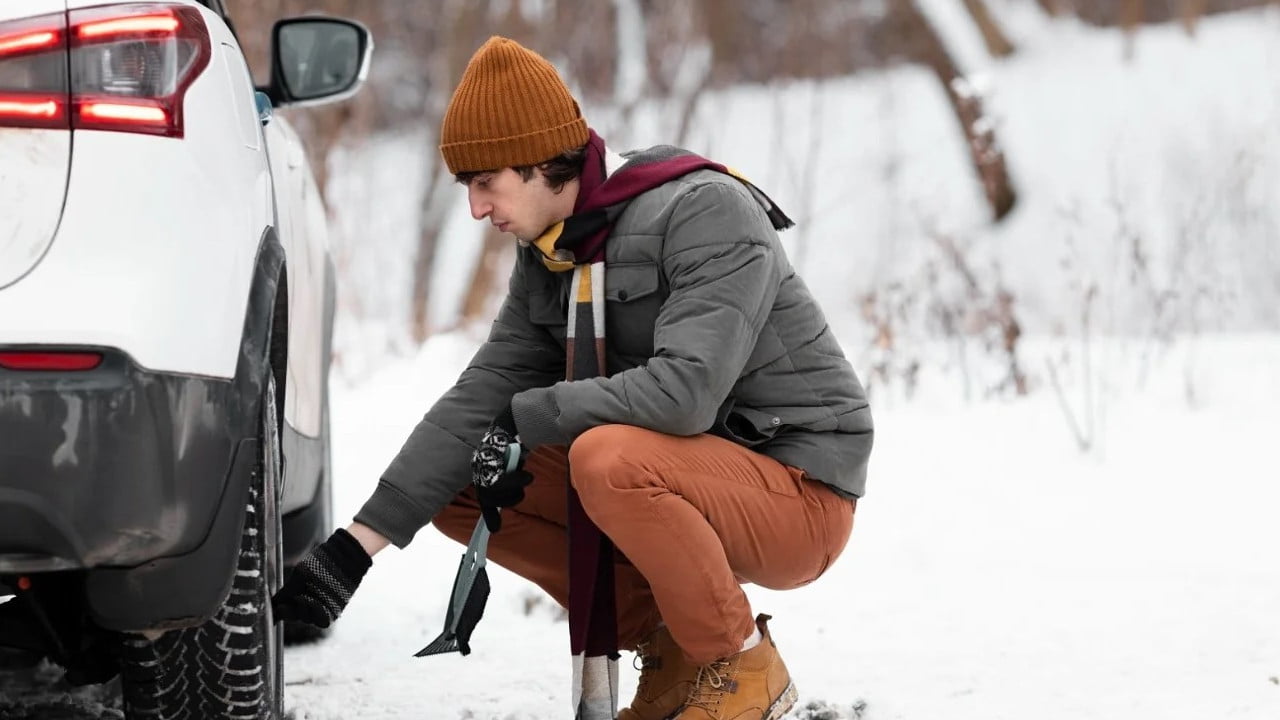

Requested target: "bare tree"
[
  {"left": 1120, "top": 0, "right": 1144, "bottom": 59},
  {"left": 887, "top": 0, "right": 1018, "bottom": 221},
  {"left": 1035, "top": 0, "right": 1068, "bottom": 16},
  {"left": 459, "top": 229, "right": 512, "bottom": 325},
  {"left": 408, "top": 0, "right": 495, "bottom": 341},
  {"left": 1066, "top": 0, "right": 1272, "bottom": 26},
  {"left": 962, "top": 0, "right": 1017, "bottom": 57},
  {"left": 1179, "top": 0, "right": 1210, "bottom": 34}
]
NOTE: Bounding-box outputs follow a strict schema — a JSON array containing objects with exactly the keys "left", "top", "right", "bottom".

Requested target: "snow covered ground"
[
  {"left": 298, "top": 14, "right": 1280, "bottom": 714},
  {"left": 2, "top": 6, "right": 1277, "bottom": 720},
  {"left": 4, "top": 333, "right": 1276, "bottom": 720},
  {"left": 279, "top": 331, "right": 1280, "bottom": 720}
]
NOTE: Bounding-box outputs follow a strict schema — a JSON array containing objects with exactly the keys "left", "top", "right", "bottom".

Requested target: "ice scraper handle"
[{"left": 471, "top": 405, "right": 533, "bottom": 533}]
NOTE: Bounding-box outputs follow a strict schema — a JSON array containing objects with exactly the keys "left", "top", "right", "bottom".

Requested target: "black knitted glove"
[
  {"left": 271, "top": 528, "right": 372, "bottom": 628},
  {"left": 471, "top": 406, "right": 533, "bottom": 533}
]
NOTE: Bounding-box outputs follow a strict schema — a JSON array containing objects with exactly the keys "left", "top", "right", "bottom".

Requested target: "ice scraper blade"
[{"left": 415, "top": 518, "right": 491, "bottom": 657}]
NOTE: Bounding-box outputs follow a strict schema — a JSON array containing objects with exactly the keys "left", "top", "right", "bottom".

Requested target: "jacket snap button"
[
  {"left": 617, "top": 290, "right": 628, "bottom": 301},
  {"left": 770, "top": 416, "right": 781, "bottom": 426}
]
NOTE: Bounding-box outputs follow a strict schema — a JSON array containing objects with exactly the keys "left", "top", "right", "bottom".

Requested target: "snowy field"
[
  {"left": 2, "top": 6, "right": 1278, "bottom": 720},
  {"left": 4, "top": 332, "right": 1277, "bottom": 720},
  {"left": 279, "top": 331, "right": 1280, "bottom": 720}
]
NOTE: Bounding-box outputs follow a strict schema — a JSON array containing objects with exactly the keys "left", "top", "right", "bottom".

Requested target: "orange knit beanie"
[{"left": 439, "top": 36, "right": 589, "bottom": 175}]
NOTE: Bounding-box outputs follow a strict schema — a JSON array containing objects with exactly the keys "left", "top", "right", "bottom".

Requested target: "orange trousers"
[{"left": 433, "top": 424, "right": 855, "bottom": 664}]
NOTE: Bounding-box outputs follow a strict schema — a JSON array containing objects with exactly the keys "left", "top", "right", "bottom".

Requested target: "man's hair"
[{"left": 454, "top": 144, "right": 588, "bottom": 193}]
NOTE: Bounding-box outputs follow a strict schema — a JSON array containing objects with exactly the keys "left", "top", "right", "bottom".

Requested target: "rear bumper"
[{"left": 0, "top": 347, "right": 249, "bottom": 574}]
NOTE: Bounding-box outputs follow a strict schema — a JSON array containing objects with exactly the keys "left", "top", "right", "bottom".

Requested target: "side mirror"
[{"left": 268, "top": 17, "right": 372, "bottom": 107}]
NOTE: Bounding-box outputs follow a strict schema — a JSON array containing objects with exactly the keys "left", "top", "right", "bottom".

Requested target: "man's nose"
[{"left": 468, "top": 189, "right": 490, "bottom": 220}]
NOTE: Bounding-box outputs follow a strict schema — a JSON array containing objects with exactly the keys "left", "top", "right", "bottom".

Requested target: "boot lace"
[
  {"left": 633, "top": 639, "right": 656, "bottom": 694},
  {"left": 683, "top": 659, "right": 734, "bottom": 712}
]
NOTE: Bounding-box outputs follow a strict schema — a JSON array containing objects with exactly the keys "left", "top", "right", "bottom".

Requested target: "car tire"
[{"left": 118, "top": 373, "right": 284, "bottom": 719}]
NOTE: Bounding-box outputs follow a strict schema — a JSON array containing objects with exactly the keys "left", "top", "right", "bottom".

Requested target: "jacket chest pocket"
[{"left": 605, "top": 262, "right": 663, "bottom": 357}]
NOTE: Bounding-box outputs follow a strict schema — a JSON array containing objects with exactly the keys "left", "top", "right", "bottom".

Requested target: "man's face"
[{"left": 465, "top": 168, "right": 575, "bottom": 241}]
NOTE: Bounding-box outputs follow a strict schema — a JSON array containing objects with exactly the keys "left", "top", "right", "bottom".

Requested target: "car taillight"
[
  {"left": 0, "top": 351, "right": 104, "bottom": 371},
  {"left": 0, "top": 3, "right": 210, "bottom": 137},
  {"left": 0, "top": 12, "right": 69, "bottom": 129},
  {"left": 69, "top": 4, "right": 210, "bottom": 137}
]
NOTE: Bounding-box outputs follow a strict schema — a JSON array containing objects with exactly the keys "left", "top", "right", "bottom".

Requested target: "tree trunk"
[
  {"left": 1120, "top": 0, "right": 1144, "bottom": 59},
  {"left": 891, "top": 0, "right": 1018, "bottom": 221},
  {"left": 702, "top": 0, "right": 743, "bottom": 84},
  {"left": 1034, "top": 0, "right": 1065, "bottom": 16},
  {"left": 408, "top": 0, "right": 494, "bottom": 342},
  {"left": 459, "top": 230, "right": 511, "bottom": 324},
  {"left": 1179, "top": 0, "right": 1209, "bottom": 35},
  {"left": 409, "top": 168, "right": 455, "bottom": 342},
  {"left": 962, "top": 0, "right": 1017, "bottom": 57}
]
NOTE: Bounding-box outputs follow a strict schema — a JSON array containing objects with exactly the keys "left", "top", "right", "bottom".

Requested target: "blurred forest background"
[{"left": 222, "top": 0, "right": 1279, "bottom": 423}]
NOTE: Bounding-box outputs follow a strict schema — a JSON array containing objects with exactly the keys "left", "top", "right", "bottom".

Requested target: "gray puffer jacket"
[{"left": 356, "top": 169, "right": 872, "bottom": 548}]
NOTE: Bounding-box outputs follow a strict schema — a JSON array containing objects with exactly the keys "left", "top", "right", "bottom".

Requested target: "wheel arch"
[{"left": 83, "top": 227, "right": 290, "bottom": 631}]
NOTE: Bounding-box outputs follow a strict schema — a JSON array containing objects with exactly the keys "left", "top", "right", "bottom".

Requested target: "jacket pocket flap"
[
  {"left": 606, "top": 262, "right": 660, "bottom": 303},
  {"left": 722, "top": 407, "right": 783, "bottom": 446}
]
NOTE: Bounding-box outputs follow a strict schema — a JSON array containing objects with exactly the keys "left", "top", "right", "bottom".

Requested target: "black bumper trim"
[{"left": 84, "top": 438, "right": 257, "bottom": 631}]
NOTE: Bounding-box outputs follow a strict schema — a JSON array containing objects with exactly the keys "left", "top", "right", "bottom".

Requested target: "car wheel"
[{"left": 118, "top": 373, "right": 284, "bottom": 719}]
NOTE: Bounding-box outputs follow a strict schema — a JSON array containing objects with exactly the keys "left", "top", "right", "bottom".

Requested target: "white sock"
[{"left": 740, "top": 625, "right": 762, "bottom": 652}]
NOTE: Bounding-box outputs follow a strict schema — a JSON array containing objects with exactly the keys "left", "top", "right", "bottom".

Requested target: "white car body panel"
[
  {"left": 0, "top": 1, "right": 68, "bottom": 290},
  {"left": 0, "top": 0, "right": 329, "bottom": 440},
  {"left": 0, "top": 8, "right": 266, "bottom": 380},
  {"left": 0, "top": 128, "right": 68, "bottom": 290},
  {"left": 261, "top": 110, "right": 327, "bottom": 439}
]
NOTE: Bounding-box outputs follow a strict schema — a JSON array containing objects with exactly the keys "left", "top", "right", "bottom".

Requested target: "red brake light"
[
  {"left": 0, "top": 29, "right": 60, "bottom": 57},
  {"left": 0, "top": 96, "right": 60, "bottom": 119},
  {"left": 0, "top": 351, "right": 104, "bottom": 371},
  {"left": 76, "top": 14, "right": 181, "bottom": 40},
  {"left": 81, "top": 101, "right": 168, "bottom": 124},
  {"left": 0, "top": 13, "right": 68, "bottom": 129}
]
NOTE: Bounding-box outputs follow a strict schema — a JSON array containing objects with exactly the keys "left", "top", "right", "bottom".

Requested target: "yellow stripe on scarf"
[
  {"left": 532, "top": 221, "right": 577, "bottom": 272},
  {"left": 575, "top": 264, "right": 593, "bottom": 303}
]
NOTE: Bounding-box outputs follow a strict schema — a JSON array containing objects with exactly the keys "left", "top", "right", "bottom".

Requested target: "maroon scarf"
[
  {"left": 532, "top": 130, "right": 793, "bottom": 271},
  {"left": 530, "top": 130, "right": 792, "bottom": 719}
]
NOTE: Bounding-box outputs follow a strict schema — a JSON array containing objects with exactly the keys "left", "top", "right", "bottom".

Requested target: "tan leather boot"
[
  {"left": 673, "top": 615, "right": 798, "bottom": 720},
  {"left": 619, "top": 625, "right": 699, "bottom": 720}
]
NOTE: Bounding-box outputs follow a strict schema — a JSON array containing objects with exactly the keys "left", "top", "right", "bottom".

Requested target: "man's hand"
[
  {"left": 471, "top": 406, "right": 533, "bottom": 533},
  {"left": 271, "top": 528, "right": 372, "bottom": 628}
]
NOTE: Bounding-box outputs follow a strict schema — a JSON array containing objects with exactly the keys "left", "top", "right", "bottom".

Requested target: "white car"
[{"left": 0, "top": 1, "right": 369, "bottom": 717}]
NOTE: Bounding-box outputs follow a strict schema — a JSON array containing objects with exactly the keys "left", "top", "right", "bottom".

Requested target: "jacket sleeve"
[
  {"left": 354, "top": 252, "right": 563, "bottom": 548},
  {"left": 512, "top": 181, "right": 781, "bottom": 445}
]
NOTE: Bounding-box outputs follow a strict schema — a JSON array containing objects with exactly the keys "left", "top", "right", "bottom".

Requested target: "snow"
[
  {"left": 282, "top": 332, "right": 1280, "bottom": 720},
  {"left": 284, "top": 8, "right": 1280, "bottom": 719},
  {"left": 4, "top": 7, "right": 1278, "bottom": 720}
]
